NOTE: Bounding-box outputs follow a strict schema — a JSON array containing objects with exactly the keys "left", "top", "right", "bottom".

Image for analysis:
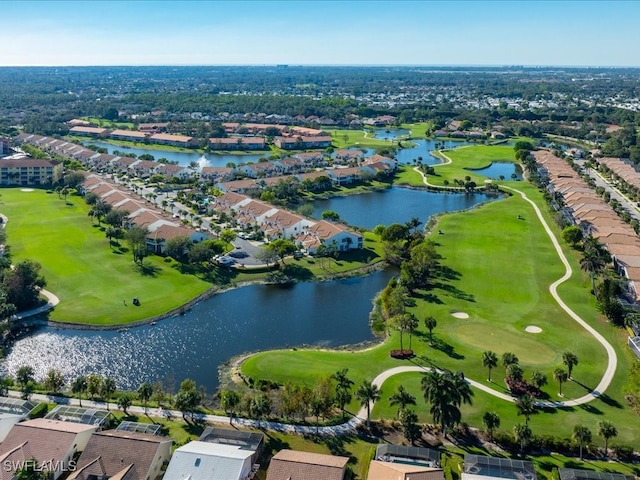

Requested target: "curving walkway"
[{"left": 2, "top": 181, "right": 619, "bottom": 435}]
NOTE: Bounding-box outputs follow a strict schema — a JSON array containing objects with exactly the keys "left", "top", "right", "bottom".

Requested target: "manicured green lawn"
[
  {"left": 325, "top": 129, "right": 398, "bottom": 149},
  {"left": 1, "top": 188, "right": 212, "bottom": 325},
  {"left": 242, "top": 182, "right": 640, "bottom": 445},
  {"left": 393, "top": 165, "right": 426, "bottom": 187},
  {"left": 428, "top": 144, "right": 518, "bottom": 186}
]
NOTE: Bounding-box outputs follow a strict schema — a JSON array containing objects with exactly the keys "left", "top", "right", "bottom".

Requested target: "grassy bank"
[{"left": 2, "top": 188, "right": 212, "bottom": 325}]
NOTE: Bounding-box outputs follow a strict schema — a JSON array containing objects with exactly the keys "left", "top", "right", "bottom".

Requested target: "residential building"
[
  {"left": 209, "top": 137, "right": 266, "bottom": 150},
  {"left": 0, "top": 137, "right": 10, "bottom": 157},
  {"left": 0, "top": 397, "right": 39, "bottom": 443},
  {"left": 110, "top": 129, "right": 149, "bottom": 142},
  {"left": 265, "top": 450, "right": 349, "bottom": 480},
  {"left": 163, "top": 441, "right": 255, "bottom": 480},
  {"left": 68, "top": 430, "right": 172, "bottom": 480},
  {"left": 69, "top": 126, "right": 109, "bottom": 137},
  {"left": 462, "top": 455, "right": 536, "bottom": 480},
  {"left": 368, "top": 461, "right": 444, "bottom": 480},
  {"left": 0, "top": 157, "right": 62, "bottom": 186},
  {"left": 139, "top": 123, "right": 169, "bottom": 133},
  {"left": 198, "top": 427, "right": 264, "bottom": 465},
  {"left": 0, "top": 418, "right": 98, "bottom": 480},
  {"left": 149, "top": 133, "right": 198, "bottom": 148}
]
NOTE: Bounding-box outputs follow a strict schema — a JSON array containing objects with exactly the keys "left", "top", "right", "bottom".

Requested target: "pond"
[
  {"left": 84, "top": 141, "right": 268, "bottom": 168},
  {"left": 312, "top": 186, "right": 497, "bottom": 230},
  {"left": 469, "top": 162, "right": 523, "bottom": 180},
  {"left": 394, "top": 139, "right": 470, "bottom": 165},
  {"left": 1, "top": 269, "right": 396, "bottom": 392},
  {"left": 368, "top": 128, "right": 410, "bottom": 140}
]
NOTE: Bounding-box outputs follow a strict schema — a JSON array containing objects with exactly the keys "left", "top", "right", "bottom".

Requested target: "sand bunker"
[
  {"left": 20, "top": 188, "right": 34, "bottom": 192},
  {"left": 452, "top": 312, "right": 469, "bottom": 319},
  {"left": 484, "top": 179, "right": 493, "bottom": 183},
  {"left": 525, "top": 325, "right": 542, "bottom": 333}
]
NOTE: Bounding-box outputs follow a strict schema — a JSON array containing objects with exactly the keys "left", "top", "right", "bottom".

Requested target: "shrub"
[
  {"left": 389, "top": 349, "right": 414, "bottom": 359},
  {"left": 505, "top": 378, "right": 542, "bottom": 397},
  {"left": 29, "top": 402, "right": 48, "bottom": 419},
  {"left": 612, "top": 444, "right": 634, "bottom": 461}
]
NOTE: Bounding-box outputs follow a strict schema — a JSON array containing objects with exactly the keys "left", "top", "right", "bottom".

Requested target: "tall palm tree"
[
  {"left": 421, "top": 370, "right": 473, "bottom": 436},
  {"left": 554, "top": 368, "right": 569, "bottom": 396},
  {"left": 482, "top": 351, "right": 498, "bottom": 382},
  {"left": 138, "top": 382, "right": 153, "bottom": 413},
  {"left": 101, "top": 377, "right": 116, "bottom": 410},
  {"left": 597, "top": 420, "right": 617, "bottom": 456},
  {"left": 573, "top": 425, "right": 592, "bottom": 460},
  {"left": 515, "top": 394, "right": 538, "bottom": 425},
  {"left": 424, "top": 316, "right": 437, "bottom": 347},
  {"left": 580, "top": 252, "right": 605, "bottom": 295},
  {"left": 355, "top": 379, "right": 381, "bottom": 429},
  {"left": 332, "top": 369, "right": 354, "bottom": 418},
  {"left": 406, "top": 314, "right": 419, "bottom": 350},
  {"left": 562, "top": 352, "right": 579, "bottom": 379},
  {"left": 71, "top": 375, "right": 87, "bottom": 407},
  {"left": 221, "top": 390, "right": 242, "bottom": 425},
  {"left": 502, "top": 352, "right": 519, "bottom": 368},
  {"left": 482, "top": 411, "right": 500, "bottom": 441},
  {"left": 389, "top": 385, "right": 416, "bottom": 418}
]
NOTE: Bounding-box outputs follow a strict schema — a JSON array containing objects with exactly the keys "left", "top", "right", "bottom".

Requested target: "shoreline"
[{"left": 17, "top": 261, "right": 389, "bottom": 332}]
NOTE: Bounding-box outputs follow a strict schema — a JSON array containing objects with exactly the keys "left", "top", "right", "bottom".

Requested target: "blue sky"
[{"left": 1, "top": 1, "right": 638, "bottom": 67}]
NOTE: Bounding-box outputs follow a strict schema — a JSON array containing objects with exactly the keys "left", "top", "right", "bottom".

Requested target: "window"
[{"left": 194, "top": 458, "right": 201, "bottom": 467}]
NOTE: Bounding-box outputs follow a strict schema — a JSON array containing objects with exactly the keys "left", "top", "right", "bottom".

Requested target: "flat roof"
[
  {"left": 464, "top": 455, "right": 536, "bottom": 480},
  {"left": 558, "top": 469, "right": 635, "bottom": 480}
]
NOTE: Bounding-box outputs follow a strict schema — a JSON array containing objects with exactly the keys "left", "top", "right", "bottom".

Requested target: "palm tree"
[
  {"left": 580, "top": 252, "right": 605, "bottom": 295},
  {"left": 355, "top": 379, "right": 381, "bottom": 429},
  {"left": 71, "top": 376, "right": 87, "bottom": 407},
  {"left": 249, "top": 394, "right": 272, "bottom": 428},
  {"left": 513, "top": 423, "right": 532, "bottom": 453},
  {"left": 482, "top": 411, "right": 500, "bottom": 441},
  {"left": 389, "top": 385, "right": 416, "bottom": 418},
  {"left": 482, "top": 351, "right": 498, "bottom": 382},
  {"left": 506, "top": 363, "right": 524, "bottom": 382},
  {"left": 424, "top": 316, "right": 437, "bottom": 346},
  {"left": 101, "top": 377, "right": 116, "bottom": 410},
  {"left": 421, "top": 370, "right": 473, "bottom": 437},
  {"left": 332, "top": 369, "right": 354, "bottom": 418},
  {"left": 515, "top": 394, "right": 538, "bottom": 425},
  {"left": 138, "top": 382, "right": 153, "bottom": 413},
  {"left": 118, "top": 393, "right": 133, "bottom": 416},
  {"left": 573, "top": 425, "right": 592, "bottom": 460},
  {"left": 530, "top": 371, "right": 548, "bottom": 390},
  {"left": 220, "top": 390, "right": 242, "bottom": 425},
  {"left": 597, "top": 420, "right": 617, "bottom": 456},
  {"left": 502, "top": 352, "right": 519, "bottom": 368},
  {"left": 554, "top": 368, "right": 569, "bottom": 396},
  {"left": 562, "top": 352, "right": 579, "bottom": 379},
  {"left": 406, "top": 314, "right": 419, "bottom": 350}
]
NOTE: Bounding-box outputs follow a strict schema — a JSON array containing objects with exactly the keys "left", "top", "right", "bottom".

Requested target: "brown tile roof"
[
  {"left": 69, "top": 430, "right": 170, "bottom": 480},
  {"left": 266, "top": 450, "right": 348, "bottom": 480},
  {"left": 111, "top": 129, "right": 148, "bottom": 139},
  {"left": 265, "top": 209, "right": 304, "bottom": 228},
  {"left": 0, "top": 419, "right": 97, "bottom": 478}
]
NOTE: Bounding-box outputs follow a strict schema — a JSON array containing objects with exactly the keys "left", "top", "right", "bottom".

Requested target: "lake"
[
  {"left": 1, "top": 270, "right": 396, "bottom": 392},
  {"left": 84, "top": 141, "right": 268, "bottom": 168},
  {"left": 313, "top": 186, "right": 495, "bottom": 229},
  {"left": 469, "top": 162, "right": 523, "bottom": 180}
]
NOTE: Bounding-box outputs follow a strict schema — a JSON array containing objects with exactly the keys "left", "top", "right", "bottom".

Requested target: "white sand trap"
[
  {"left": 525, "top": 325, "right": 542, "bottom": 333},
  {"left": 20, "top": 188, "right": 34, "bottom": 192},
  {"left": 452, "top": 312, "right": 469, "bottom": 319},
  {"left": 484, "top": 179, "right": 493, "bottom": 183}
]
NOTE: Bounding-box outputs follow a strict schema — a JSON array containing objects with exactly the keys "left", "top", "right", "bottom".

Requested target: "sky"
[{"left": 1, "top": 0, "right": 639, "bottom": 67}]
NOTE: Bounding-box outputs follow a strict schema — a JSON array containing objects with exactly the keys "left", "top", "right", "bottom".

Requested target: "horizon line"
[{"left": 1, "top": 63, "right": 640, "bottom": 69}]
